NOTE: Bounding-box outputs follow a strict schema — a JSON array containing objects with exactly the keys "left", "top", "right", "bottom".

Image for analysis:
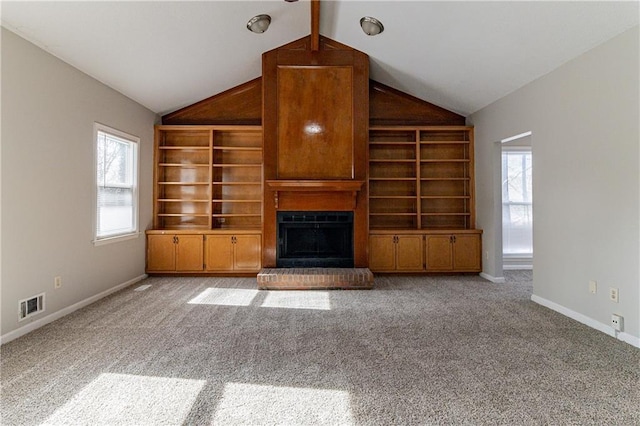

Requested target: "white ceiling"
[{"left": 2, "top": 1, "right": 638, "bottom": 116}]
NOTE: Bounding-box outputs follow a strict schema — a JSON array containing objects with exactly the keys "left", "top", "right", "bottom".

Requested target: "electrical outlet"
[
  {"left": 611, "top": 314, "right": 623, "bottom": 331},
  {"left": 54, "top": 276, "right": 62, "bottom": 289},
  {"left": 588, "top": 280, "right": 597, "bottom": 294},
  {"left": 609, "top": 287, "right": 619, "bottom": 303}
]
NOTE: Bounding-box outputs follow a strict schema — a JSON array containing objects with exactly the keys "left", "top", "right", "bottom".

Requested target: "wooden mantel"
[
  {"left": 266, "top": 180, "right": 365, "bottom": 192},
  {"left": 266, "top": 180, "right": 365, "bottom": 210}
]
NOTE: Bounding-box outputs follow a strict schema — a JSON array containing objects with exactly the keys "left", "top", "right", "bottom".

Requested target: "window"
[
  {"left": 502, "top": 147, "right": 532, "bottom": 256},
  {"left": 94, "top": 123, "right": 139, "bottom": 243}
]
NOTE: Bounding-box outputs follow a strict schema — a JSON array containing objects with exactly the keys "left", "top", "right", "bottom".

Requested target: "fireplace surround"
[{"left": 277, "top": 211, "right": 354, "bottom": 267}]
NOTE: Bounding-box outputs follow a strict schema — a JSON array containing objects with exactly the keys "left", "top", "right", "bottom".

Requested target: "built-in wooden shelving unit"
[
  {"left": 368, "top": 126, "right": 481, "bottom": 273},
  {"left": 154, "top": 125, "right": 262, "bottom": 231},
  {"left": 368, "top": 126, "right": 474, "bottom": 230}
]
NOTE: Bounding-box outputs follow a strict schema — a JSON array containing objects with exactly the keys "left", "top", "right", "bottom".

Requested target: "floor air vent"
[{"left": 19, "top": 293, "right": 45, "bottom": 321}]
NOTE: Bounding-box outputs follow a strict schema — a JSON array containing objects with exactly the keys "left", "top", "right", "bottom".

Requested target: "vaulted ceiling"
[{"left": 2, "top": 1, "right": 637, "bottom": 116}]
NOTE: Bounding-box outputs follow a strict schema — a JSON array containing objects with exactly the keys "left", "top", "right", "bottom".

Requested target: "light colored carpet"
[{"left": 1, "top": 271, "right": 639, "bottom": 425}]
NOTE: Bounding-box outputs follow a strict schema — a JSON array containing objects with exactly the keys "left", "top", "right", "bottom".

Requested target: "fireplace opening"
[{"left": 277, "top": 211, "right": 354, "bottom": 268}]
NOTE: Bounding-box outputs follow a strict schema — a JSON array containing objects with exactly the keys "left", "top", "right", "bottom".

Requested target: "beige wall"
[
  {"left": 470, "top": 26, "right": 639, "bottom": 343},
  {"left": 1, "top": 28, "right": 157, "bottom": 338}
]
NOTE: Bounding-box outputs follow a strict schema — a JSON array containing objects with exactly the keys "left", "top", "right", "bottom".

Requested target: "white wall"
[
  {"left": 469, "top": 26, "right": 639, "bottom": 345},
  {"left": 1, "top": 28, "right": 157, "bottom": 340}
]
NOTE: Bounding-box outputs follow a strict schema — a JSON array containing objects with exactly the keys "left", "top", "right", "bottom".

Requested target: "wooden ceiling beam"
[{"left": 311, "top": 0, "right": 320, "bottom": 51}]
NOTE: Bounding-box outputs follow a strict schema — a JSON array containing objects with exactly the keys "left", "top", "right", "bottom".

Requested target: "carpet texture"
[{"left": 1, "top": 271, "right": 639, "bottom": 425}]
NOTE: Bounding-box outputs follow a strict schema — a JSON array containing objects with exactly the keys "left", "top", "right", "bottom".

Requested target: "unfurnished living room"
[{"left": 1, "top": 1, "right": 639, "bottom": 425}]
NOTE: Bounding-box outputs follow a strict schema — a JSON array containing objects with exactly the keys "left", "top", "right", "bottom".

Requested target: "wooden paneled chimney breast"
[{"left": 262, "top": 36, "right": 370, "bottom": 267}]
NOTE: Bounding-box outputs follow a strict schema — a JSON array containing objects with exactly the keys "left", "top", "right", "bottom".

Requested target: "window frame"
[
  {"left": 501, "top": 146, "right": 533, "bottom": 257},
  {"left": 93, "top": 122, "right": 140, "bottom": 246}
]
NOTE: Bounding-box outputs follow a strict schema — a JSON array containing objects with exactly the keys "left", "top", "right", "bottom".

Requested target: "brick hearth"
[{"left": 257, "top": 268, "right": 374, "bottom": 290}]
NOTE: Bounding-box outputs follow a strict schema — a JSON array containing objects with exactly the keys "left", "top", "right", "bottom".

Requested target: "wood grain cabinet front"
[
  {"left": 369, "top": 234, "right": 424, "bottom": 272},
  {"left": 147, "top": 234, "right": 204, "bottom": 272},
  {"left": 425, "top": 232, "right": 481, "bottom": 272},
  {"left": 204, "top": 233, "right": 261, "bottom": 272}
]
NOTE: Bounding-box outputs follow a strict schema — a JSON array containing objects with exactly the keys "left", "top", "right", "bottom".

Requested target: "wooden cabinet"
[
  {"left": 204, "top": 233, "right": 261, "bottom": 272},
  {"left": 425, "top": 232, "right": 481, "bottom": 272},
  {"left": 146, "top": 231, "right": 261, "bottom": 274},
  {"left": 369, "top": 233, "right": 424, "bottom": 272},
  {"left": 370, "top": 230, "right": 482, "bottom": 273},
  {"left": 147, "top": 233, "right": 204, "bottom": 272}
]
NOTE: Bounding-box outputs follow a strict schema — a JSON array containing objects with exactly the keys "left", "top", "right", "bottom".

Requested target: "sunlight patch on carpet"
[
  {"left": 213, "top": 382, "right": 353, "bottom": 425},
  {"left": 261, "top": 291, "right": 331, "bottom": 310},
  {"left": 43, "top": 373, "right": 205, "bottom": 425},
  {"left": 188, "top": 288, "right": 258, "bottom": 306}
]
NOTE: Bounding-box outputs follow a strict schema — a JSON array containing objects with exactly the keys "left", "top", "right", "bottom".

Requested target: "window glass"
[
  {"left": 502, "top": 149, "right": 532, "bottom": 256},
  {"left": 95, "top": 124, "right": 139, "bottom": 242}
]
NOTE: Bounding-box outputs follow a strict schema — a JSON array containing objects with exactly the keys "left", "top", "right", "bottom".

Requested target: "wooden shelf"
[
  {"left": 213, "top": 146, "right": 261, "bottom": 151},
  {"left": 213, "top": 164, "right": 261, "bottom": 167},
  {"left": 370, "top": 142, "right": 417, "bottom": 146},
  {"left": 420, "top": 141, "right": 470, "bottom": 144},
  {"left": 213, "top": 199, "right": 261, "bottom": 202},
  {"left": 212, "top": 182, "right": 261, "bottom": 185},
  {"left": 421, "top": 213, "right": 471, "bottom": 216},
  {"left": 370, "top": 196, "right": 417, "bottom": 199},
  {"left": 159, "top": 146, "right": 209, "bottom": 150},
  {"left": 158, "top": 199, "right": 210, "bottom": 202},
  {"left": 421, "top": 195, "right": 470, "bottom": 199},
  {"left": 158, "top": 213, "right": 210, "bottom": 217},
  {"left": 420, "top": 159, "right": 470, "bottom": 163},
  {"left": 158, "top": 182, "right": 209, "bottom": 185},
  {"left": 420, "top": 178, "right": 470, "bottom": 181},
  {"left": 369, "top": 177, "right": 416, "bottom": 181},
  {"left": 371, "top": 213, "right": 417, "bottom": 216},
  {"left": 370, "top": 159, "right": 417, "bottom": 163},
  {"left": 159, "top": 163, "right": 209, "bottom": 167}
]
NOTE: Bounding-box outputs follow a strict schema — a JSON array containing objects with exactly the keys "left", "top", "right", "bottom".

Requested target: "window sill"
[{"left": 93, "top": 232, "right": 141, "bottom": 246}]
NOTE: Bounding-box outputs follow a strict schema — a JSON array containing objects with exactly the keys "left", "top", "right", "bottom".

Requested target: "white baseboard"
[
  {"left": 531, "top": 294, "right": 640, "bottom": 349},
  {"left": 0, "top": 274, "right": 147, "bottom": 345},
  {"left": 503, "top": 264, "right": 533, "bottom": 270},
  {"left": 480, "top": 272, "right": 506, "bottom": 283}
]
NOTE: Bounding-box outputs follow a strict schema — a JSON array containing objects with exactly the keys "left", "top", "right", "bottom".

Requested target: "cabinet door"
[
  {"left": 204, "top": 235, "right": 234, "bottom": 271},
  {"left": 453, "top": 234, "right": 481, "bottom": 271},
  {"left": 147, "top": 235, "right": 176, "bottom": 272},
  {"left": 396, "top": 235, "right": 424, "bottom": 271},
  {"left": 234, "top": 234, "right": 262, "bottom": 271},
  {"left": 425, "top": 235, "right": 453, "bottom": 271},
  {"left": 369, "top": 235, "right": 396, "bottom": 271},
  {"left": 175, "top": 235, "right": 204, "bottom": 272}
]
